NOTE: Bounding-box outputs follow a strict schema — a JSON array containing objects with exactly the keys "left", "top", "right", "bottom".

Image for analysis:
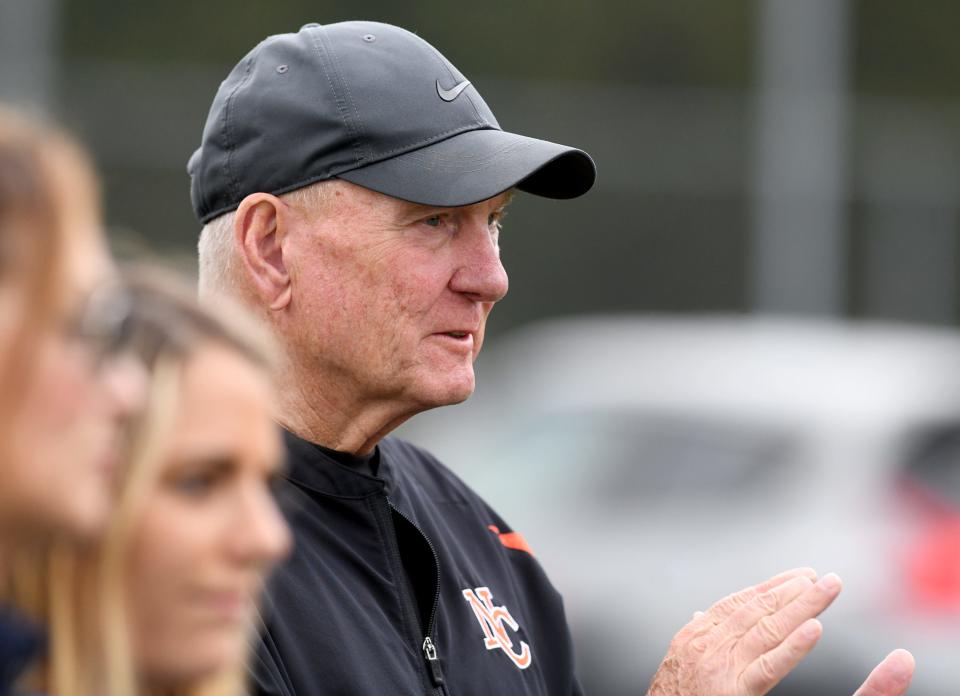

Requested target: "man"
[{"left": 188, "top": 21, "right": 914, "bottom": 696}]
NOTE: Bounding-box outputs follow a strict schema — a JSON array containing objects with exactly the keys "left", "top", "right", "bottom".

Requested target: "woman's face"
[
  {"left": 0, "top": 183, "right": 144, "bottom": 542},
  {"left": 127, "top": 343, "right": 292, "bottom": 686}
]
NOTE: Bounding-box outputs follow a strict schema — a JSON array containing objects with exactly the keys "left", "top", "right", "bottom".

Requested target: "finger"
[
  {"left": 739, "top": 618, "right": 822, "bottom": 696},
  {"left": 675, "top": 568, "right": 818, "bottom": 644},
  {"left": 718, "top": 575, "right": 815, "bottom": 642},
  {"left": 700, "top": 568, "right": 818, "bottom": 625},
  {"left": 754, "top": 567, "right": 819, "bottom": 592},
  {"left": 852, "top": 650, "right": 915, "bottom": 696},
  {"left": 738, "top": 573, "right": 843, "bottom": 660}
]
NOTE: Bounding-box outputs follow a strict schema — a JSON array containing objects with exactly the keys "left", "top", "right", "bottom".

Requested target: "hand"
[
  {"left": 852, "top": 649, "right": 914, "bottom": 696},
  {"left": 647, "top": 567, "right": 841, "bottom": 696}
]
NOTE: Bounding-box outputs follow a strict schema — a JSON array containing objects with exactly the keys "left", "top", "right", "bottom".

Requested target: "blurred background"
[{"left": 3, "top": 0, "right": 960, "bottom": 693}]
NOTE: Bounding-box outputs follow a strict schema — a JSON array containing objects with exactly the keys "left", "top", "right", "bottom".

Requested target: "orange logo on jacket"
[{"left": 461, "top": 586, "right": 532, "bottom": 669}]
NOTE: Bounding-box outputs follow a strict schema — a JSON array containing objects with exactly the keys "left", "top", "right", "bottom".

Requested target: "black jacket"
[
  {"left": 0, "top": 606, "right": 42, "bottom": 696},
  {"left": 252, "top": 430, "right": 584, "bottom": 696}
]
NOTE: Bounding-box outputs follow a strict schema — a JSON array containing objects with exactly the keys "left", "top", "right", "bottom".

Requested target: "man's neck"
[{"left": 274, "top": 376, "right": 416, "bottom": 456}]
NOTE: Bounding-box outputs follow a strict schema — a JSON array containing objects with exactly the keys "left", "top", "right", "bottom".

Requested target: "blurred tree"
[
  {"left": 854, "top": 0, "right": 960, "bottom": 98},
  {"left": 61, "top": 0, "right": 753, "bottom": 86},
  {"left": 52, "top": 0, "right": 960, "bottom": 326}
]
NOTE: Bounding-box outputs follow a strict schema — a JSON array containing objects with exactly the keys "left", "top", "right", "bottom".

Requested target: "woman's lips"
[{"left": 201, "top": 590, "right": 251, "bottom": 622}]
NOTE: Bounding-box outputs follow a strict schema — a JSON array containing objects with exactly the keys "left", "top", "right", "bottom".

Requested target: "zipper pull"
[{"left": 422, "top": 636, "right": 445, "bottom": 686}]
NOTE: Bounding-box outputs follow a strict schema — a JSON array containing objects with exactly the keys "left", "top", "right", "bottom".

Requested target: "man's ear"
[{"left": 235, "top": 193, "right": 293, "bottom": 311}]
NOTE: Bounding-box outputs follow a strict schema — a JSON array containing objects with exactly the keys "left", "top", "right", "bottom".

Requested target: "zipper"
[
  {"left": 422, "top": 636, "right": 444, "bottom": 686},
  {"left": 390, "top": 502, "right": 445, "bottom": 691}
]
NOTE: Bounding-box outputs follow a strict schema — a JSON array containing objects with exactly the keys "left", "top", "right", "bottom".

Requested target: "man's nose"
[{"left": 448, "top": 221, "right": 509, "bottom": 303}]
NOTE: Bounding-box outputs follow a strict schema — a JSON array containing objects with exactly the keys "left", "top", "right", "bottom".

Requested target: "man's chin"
[
  {"left": 442, "top": 387, "right": 474, "bottom": 406},
  {"left": 414, "top": 375, "right": 476, "bottom": 410}
]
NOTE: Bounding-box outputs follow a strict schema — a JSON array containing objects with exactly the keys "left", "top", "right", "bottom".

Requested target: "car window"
[
  {"left": 470, "top": 408, "right": 797, "bottom": 509},
  {"left": 901, "top": 422, "right": 960, "bottom": 507}
]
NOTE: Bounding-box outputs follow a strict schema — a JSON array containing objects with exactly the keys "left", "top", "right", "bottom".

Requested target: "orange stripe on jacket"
[{"left": 488, "top": 525, "right": 534, "bottom": 556}]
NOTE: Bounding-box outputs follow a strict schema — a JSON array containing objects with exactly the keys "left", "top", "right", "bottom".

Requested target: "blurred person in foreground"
[
  {"left": 8, "top": 271, "right": 292, "bottom": 696},
  {"left": 0, "top": 107, "right": 145, "bottom": 695},
  {"left": 189, "top": 22, "right": 914, "bottom": 696}
]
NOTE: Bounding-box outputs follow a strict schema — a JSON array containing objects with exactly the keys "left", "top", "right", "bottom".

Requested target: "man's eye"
[
  {"left": 423, "top": 215, "right": 442, "bottom": 228},
  {"left": 488, "top": 209, "right": 507, "bottom": 229}
]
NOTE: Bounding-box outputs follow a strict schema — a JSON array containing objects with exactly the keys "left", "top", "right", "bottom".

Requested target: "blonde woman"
[
  {"left": 0, "top": 106, "right": 142, "bottom": 546},
  {"left": 11, "top": 272, "right": 292, "bottom": 696},
  {"left": 0, "top": 107, "right": 145, "bottom": 694}
]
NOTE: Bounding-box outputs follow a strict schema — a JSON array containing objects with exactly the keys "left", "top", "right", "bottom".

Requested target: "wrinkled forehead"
[{"left": 326, "top": 179, "right": 516, "bottom": 216}]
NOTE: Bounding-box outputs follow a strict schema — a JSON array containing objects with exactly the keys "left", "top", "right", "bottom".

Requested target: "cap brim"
[{"left": 337, "top": 128, "right": 596, "bottom": 207}]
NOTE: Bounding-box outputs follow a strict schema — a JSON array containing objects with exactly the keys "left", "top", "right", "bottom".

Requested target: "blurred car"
[{"left": 398, "top": 315, "right": 960, "bottom": 696}]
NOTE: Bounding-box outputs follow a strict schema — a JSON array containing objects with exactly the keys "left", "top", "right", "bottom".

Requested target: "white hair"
[{"left": 197, "top": 181, "right": 338, "bottom": 302}]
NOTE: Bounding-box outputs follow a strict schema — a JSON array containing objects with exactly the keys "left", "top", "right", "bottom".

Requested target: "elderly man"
[{"left": 188, "top": 21, "right": 914, "bottom": 696}]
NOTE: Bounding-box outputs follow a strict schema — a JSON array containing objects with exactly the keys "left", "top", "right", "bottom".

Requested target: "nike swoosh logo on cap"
[{"left": 436, "top": 79, "right": 471, "bottom": 102}]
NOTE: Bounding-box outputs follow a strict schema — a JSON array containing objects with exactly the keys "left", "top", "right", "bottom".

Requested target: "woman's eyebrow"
[{"left": 167, "top": 454, "right": 236, "bottom": 475}]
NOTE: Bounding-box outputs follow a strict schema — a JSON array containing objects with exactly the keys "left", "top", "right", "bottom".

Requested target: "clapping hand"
[{"left": 646, "top": 568, "right": 914, "bottom": 696}]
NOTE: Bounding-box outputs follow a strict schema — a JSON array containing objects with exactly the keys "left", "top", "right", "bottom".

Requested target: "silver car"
[{"left": 400, "top": 315, "right": 960, "bottom": 696}]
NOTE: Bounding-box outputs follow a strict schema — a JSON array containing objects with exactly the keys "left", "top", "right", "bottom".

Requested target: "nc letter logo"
[{"left": 462, "top": 586, "right": 532, "bottom": 669}]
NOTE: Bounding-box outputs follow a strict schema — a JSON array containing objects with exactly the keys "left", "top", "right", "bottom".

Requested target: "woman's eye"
[{"left": 172, "top": 472, "right": 218, "bottom": 497}]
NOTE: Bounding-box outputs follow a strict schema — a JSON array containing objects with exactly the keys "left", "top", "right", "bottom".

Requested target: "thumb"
[{"left": 852, "top": 650, "right": 915, "bottom": 696}]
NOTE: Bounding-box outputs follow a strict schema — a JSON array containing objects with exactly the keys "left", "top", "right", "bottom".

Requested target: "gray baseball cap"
[{"left": 187, "top": 21, "right": 596, "bottom": 223}]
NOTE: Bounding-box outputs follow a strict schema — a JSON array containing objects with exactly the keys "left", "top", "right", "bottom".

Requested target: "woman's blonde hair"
[{"left": 8, "top": 267, "right": 277, "bottom": 696}]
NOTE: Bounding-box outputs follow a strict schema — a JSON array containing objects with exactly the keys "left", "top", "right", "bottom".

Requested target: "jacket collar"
[{"left": 282, "top": 428, "right": 394, "bottom": 498}]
